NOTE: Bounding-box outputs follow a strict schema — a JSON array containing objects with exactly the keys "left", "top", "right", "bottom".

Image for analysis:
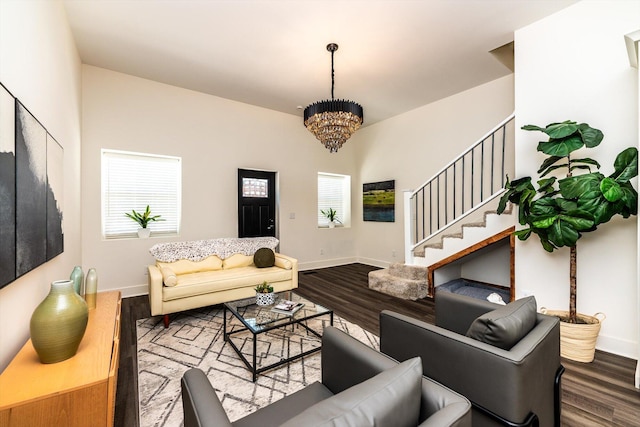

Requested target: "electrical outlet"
[
  {"left": 144, "top": 266, "right": 148, "bottom": 276},
  {"left": 392, "top": 250, "right": 396, "bottom": 257},
  {"left": 320, "top": 249, "right": 324, "bottom": 255}
]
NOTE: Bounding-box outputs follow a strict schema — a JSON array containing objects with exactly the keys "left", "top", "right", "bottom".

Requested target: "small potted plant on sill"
[
  {"left": 498, "top": 120, "right": 637, "bottom": 362},
  {"left": 255, "top": 281, "right": 275, "bottom": 306},
  {"left": 125, "top": 205, "right": 164, "bottom": 238},
  {"left": 321, "top": 208, "right": 341, "bottom": 228}
]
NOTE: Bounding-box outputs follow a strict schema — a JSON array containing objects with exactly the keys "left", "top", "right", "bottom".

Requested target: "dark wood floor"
[{"left": 115, "top": 263, "right": 640, "bottom": 427}]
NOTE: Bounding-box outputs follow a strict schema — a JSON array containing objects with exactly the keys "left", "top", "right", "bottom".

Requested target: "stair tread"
[{"left": 415, "top": 205, "right": 514, "bottom": 256}]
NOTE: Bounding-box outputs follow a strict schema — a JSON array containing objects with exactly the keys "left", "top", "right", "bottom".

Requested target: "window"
[
  {"left": 102, "top": 149, "right": 181, "bottom": 238},
  {"left": 242, "top": 177, "right": 268, "bottom": 198},
  {"left": 317, "top": 172, "right": 351, "bottom": 227}
]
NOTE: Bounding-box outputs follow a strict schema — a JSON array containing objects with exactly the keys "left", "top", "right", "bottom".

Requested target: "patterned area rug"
[{"left": 137, "top": 306, "right": 379, "bottom": 427}]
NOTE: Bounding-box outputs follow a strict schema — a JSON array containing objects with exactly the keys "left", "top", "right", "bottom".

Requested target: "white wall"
[
  {"left": 461, "top": 240, "right": 511, "bottom": 287},
  {"left": 353, "top": 75, "right": 515, "bottom": 266},
  {"left": 515, "top": 0, "right": 639, "bottom": 358},
  {"left": 0, "top": 0, "right": 82, "bottom": 371},
  {"left": 81, "top": 66, "right": 360, "bottom": 296}
]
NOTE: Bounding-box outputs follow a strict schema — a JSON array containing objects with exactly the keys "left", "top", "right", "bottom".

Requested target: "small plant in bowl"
[
  {"left": 255, "top": 281, "right": 275, "bottom": 306},
  {"left": 125, "top": 205, "right": 164, "bottom": 238},
  {"left": 321, "top": 207, "right": 341, "bottom": 228}
]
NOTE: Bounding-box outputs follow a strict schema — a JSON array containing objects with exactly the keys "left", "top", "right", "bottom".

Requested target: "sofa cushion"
[
  {"left": 157, "top": 255, "right": 222, "bottom": 276},
  {"left": 280, "top": 357, "right": 422, "bottom": 427},
  {"left": 466, "top": 296, "right": 537, "bottom": 350},
  {"left": 253, "top": 247, "right": 275, "bottom": 268},
  {"left": 222, "top": 253, "right": 254, "bottom": 269},
  {"left": 160, "top": 266, "right": 178, "bottom": 287},
  {"left": 162, "top": 266, "right": 293, "bottom": 301}
]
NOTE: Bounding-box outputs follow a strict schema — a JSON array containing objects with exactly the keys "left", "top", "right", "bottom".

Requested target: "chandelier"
[{"left": 304, "top": 43, "right": 363, "bottom": 153}]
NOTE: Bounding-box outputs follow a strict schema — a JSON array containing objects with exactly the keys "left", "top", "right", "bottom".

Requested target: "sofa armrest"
[
  {"left": 274, "top": 253, "right": 298, "bottom": 288},
  {"left": 181, "top": 368, "right": 232, "bottom": 427},
  {"left": 147, "top": 265, "right": 164, "bottom": 316},
  {"left": 418, "top": 377, "right": 472, "bottom": 427},
  {"left": 321, "top": 326, "right": 397, "bottom": 394},
  {"left": 380, "top": 310, "right": 560, "bottom": 425}
]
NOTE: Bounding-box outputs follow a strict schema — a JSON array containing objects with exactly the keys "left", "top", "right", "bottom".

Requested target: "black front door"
[{"left": 237, "top": 169, "right": 276, "bottom": 238}]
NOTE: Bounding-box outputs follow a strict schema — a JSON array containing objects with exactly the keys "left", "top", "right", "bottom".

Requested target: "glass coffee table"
[{"left": 223, "top": 291, "right": 333, "bottom": 381}]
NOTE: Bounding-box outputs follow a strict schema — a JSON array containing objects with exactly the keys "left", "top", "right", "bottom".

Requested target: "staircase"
[{"left": 369, "top": 114, "right": 516, "bottom": 299}]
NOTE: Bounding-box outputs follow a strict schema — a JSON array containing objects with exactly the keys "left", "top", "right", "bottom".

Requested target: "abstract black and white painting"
[
  {"left": 0, "top": 84, "right": 16, "bottom": 288},
  {"left": 15, "top": 100, "right": 47, "bottom": 277},
  {"left": 0, "top": 87, "right": 64, "bottom": 288},
  {"left": 46, "top": 133, "right": 63, "bottom": 260}
]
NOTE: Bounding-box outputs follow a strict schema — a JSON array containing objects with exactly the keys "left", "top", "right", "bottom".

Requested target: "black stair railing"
[{"left": 408, "top": 114, "right": 515, "bottom": 253}]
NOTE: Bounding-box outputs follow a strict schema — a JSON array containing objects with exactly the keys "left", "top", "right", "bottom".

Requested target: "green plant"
[
  {"left": 320, "top": 207, "right": 341, "bottom": 223},
  {"left": 255, "top": 281, "right": 273, "bottom": 293},
  {"left": 124, "top": 205, "right": 164, "bottom": 229},
  {"left": 498, "top": 120, "right": 637, "bottom": 323}
]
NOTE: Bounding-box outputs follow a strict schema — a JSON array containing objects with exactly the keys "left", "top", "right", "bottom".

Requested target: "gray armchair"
[
  {"left": 380, "top": 292, "right": 564, "bottom": 427},
  {"left": 182, "top": 326, "right": 472, "bottom": 427}
]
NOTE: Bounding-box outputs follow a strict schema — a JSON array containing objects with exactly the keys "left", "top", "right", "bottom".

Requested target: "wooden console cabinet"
[{"left": 0, "top": 291, "right": 122, "bottom": 427}]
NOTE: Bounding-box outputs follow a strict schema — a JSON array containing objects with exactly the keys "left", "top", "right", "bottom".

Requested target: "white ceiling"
[{"left": 63, "top": 0, "right": 577, "bottom": 126}]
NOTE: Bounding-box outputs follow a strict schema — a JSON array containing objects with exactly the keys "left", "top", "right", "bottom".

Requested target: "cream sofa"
[{"left": 148, "top": 238, "right": 298, "bottom": 327}]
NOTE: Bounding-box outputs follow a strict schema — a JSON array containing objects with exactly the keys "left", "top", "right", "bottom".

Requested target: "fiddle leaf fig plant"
[{"left": 498, "top": 120, "right": 638, "bottom": 323}]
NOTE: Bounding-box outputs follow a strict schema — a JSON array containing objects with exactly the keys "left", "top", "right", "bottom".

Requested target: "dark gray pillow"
[
  {"left": 253, "top": 247, "right": 275, "bottom": 268},
  {"left": 466, "top": 296, "right": 537, "bottom": 350},
  {"left": 280, "top": 357, "right": 422, "bottom": 427}
]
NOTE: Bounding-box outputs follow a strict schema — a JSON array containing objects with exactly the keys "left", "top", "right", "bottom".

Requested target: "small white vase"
[
  {"left": 137, "top": 228, "right": 151, "bottom": 238},
  {"left": 328, "top": 221, "right": 336, "bottom": 229},
  {"left": 85, "top": 268, "right": 98, "bottom": 310}
]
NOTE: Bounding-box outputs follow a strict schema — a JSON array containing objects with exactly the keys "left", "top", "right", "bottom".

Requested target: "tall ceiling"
[{"left": 63, "top": 0, "right": 577, "bottom": 126}]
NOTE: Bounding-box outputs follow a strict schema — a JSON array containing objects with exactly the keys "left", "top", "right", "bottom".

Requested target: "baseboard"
[
  {"left": 356, "top": 257, "right": 390, "bottom": 269},
  {"left": 298, "top": 257, "right": 358, "bottom": 271},
  {"left": 596, "top": 334, "right": 639, "bottom": 361},
  {"left": 116, "top": 283, "right": 149, "bottom": 298}
]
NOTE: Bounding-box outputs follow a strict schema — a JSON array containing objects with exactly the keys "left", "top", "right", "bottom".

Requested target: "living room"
[{"left": 0, "top": 0, "right": 638, "bottom": 425}]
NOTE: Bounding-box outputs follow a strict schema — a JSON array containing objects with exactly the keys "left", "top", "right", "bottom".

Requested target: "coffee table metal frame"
[{"left": 223, "top": 291, "right": 333, "bottom": 382}]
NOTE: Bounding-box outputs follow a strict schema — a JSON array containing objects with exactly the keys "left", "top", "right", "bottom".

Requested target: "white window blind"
[
  {"left": 317, "top": 172, "right": 351, "bottom": 227},
  {"left": 102, "top": 149, "right": 181, "bottom": 238}
]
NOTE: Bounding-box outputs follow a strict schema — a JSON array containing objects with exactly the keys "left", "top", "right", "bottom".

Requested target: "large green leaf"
[
  {"left": 545, "top": 121, "right": 578, "bottom": 139},
  {"left": 522, "top": 124, "right": 546, "bottom": 132},
  {"left": 514, "top": 228, "right": 532, "bottom": 240},
  {"left": 540, "top": 164, "right": 569, "bottom": 177},
  {"left": 532, "top": 215, "right": 557, "bottom": 229},
  {"left": 610, "top": 147, "right": 638, "bottom": 183},
  {"left": 619, "top": 183, "right": 638, "bottom": 216},
  {"left": 560, "top": 210, "right": 595, "bottom": 231},
  {"left": 600, "top": 178, "right": 623, "bottom": 202},
  {"left": 571, "top": 157, "right": 601, "bottom": 169},
  {"left": 559, "top": 173, "right": 602, "bottom": 199},
  {"left": 529, "top": 197, "right": 560, "bottom": 217},
  {"left": 538, "top": 134, "right": 584, "bottom": 157},
  {"left": 537, "top": 177, "right": 557, "bottom": 194},
  {"left": 578, "top": 123, "right": 604, "bottom": 148},
  {"left": 537, "top": 156, "right": 563, "bottom": 175}
]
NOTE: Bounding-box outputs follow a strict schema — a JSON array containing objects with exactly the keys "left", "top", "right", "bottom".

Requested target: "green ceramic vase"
[
  {"left": 30, "top": 279, "right": 89, "bottom": 364},
  {"left": 70, "top": 265, "right": 84, "bottom": 296}
]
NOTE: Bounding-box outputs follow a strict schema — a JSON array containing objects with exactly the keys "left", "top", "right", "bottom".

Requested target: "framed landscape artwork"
[
  {"left": 363, "top": 180, "right": 395, "bottom": 222},
  {"left": 0, "top": 83, "right": 64, "bottom": 289}
]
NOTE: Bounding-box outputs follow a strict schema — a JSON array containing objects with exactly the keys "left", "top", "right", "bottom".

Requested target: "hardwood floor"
[{"left": 115, "top": 263, "right": 640, "bottom": 426}]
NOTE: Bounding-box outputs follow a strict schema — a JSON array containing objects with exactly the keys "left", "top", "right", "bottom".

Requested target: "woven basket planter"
[{"left": 541, "top": 309, "right": 605, "bottom": 363}]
